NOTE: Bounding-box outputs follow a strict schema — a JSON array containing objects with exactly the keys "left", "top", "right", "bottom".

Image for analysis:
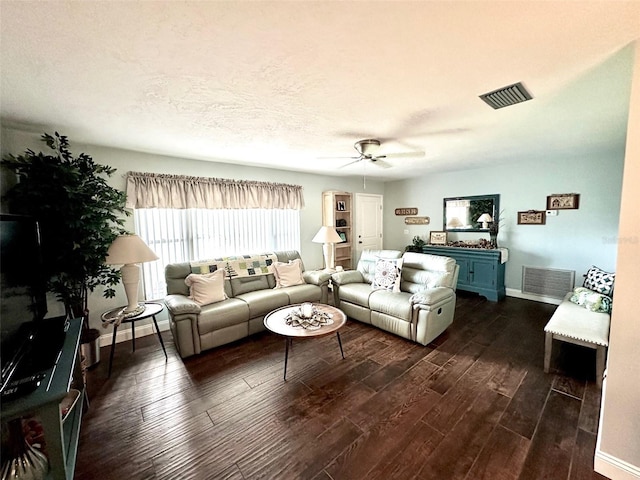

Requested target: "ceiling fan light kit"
[{"left": 354, "top": 139, "right": 381, "bottom": 156}]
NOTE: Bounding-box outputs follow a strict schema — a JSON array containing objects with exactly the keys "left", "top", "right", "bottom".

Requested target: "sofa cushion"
[
  {"left": 185, "top": 270, "right": 228, "bottom": 306},
  {"left": 280, "top": 284, "right": 323, "bottom": 304},
  {"left": 273, "top": 259, "right": 306, "bottom": 288},
  {"left": 372, "top": 257, "right": 403, "bottom": 292},
  {"left": 369, "top": 290, "right": 413, "bottom": 321},
  {"left": 401, "top": 252, "right": 457, "bottom": 292},
  {"left": 338, "top": 283, "right": 376, "bottom": 308},
  {"left": 235, "top": 289, "right": 291, "bottom": 318},
  {"left": 583, "top": 265, "right": 615, "bottom": 296},
  {"left": 198, "top": 298, "right": 250, "bottom": 334},
  {"left": 230, "top": 275, "right": 271, "bottom": 296}
]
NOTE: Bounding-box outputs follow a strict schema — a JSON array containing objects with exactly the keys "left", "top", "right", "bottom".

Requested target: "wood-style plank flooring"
[{"left": 75, "top": 292, "right": 608, "bottom": 480}]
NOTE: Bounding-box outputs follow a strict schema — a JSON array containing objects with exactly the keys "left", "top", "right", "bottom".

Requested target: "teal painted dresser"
[{"left": 422, "top": 246, "right": 506, "bottom": 301}]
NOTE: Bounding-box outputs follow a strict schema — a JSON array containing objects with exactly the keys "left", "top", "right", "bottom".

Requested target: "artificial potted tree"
[{"left": 2, "top": 132, "right": 129, "bottom": 365}]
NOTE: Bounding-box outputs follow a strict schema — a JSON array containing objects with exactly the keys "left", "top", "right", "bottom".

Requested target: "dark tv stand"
[{"left": 1, "top": 318, "right": 85, "bottom": 479}]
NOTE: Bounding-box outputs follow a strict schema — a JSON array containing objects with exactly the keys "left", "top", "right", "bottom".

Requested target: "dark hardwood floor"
[{"left": 76, "top": 292, "right": 608, "bottom": 480}]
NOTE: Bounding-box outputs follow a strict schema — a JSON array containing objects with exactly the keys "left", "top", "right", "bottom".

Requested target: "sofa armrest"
[
  {"left": 331, "top": 270, "right": 365, "bottom": 286},
  {"left": 165, "top": 294, "right": 201, "bottom": 316},
  {"left": 303, "top": 270, "right": 331, "bottom": 287},
  {"left": 409, "top": 287, "right": 454, "bottom": 307}
]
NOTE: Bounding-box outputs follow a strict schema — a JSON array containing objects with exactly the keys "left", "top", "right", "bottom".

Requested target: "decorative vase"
[
  {"left": 490, "top": 233, "right": 498, "bottom": 248},
  {"left": 1, "top": 419, "right": 48, "bottom": 480}
]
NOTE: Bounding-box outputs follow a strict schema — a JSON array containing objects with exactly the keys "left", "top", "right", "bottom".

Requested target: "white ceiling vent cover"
[
  {"left": 479, "top": 82, "right": 533, "bottom": 109},
  {"left": 522, "top": 266, "right": 575, "bottom": 299}
]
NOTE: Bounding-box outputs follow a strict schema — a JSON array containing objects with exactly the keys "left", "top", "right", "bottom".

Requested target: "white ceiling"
[{"left": 1, "top": 1, "right": 639, "bottom": 181}]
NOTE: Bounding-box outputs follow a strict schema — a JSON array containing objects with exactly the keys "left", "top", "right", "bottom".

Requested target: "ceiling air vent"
[{"left": 479, "top": 82, "right": 533, "bottom": 109}]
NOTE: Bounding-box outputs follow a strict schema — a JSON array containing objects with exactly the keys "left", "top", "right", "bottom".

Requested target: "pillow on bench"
[
  {"left": 583, "top": 265, "right": 615, "bottom": 296},
  {"left": 569, "top": 286, "right": 612, "bottom": 314}
]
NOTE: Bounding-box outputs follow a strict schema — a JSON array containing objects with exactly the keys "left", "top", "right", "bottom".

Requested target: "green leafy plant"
[
  {"left": 406, "top": 235, "right": 426, "bottom": 252},
  {"left": 2, "top": 132, "right": 129, "bottom": 325}
]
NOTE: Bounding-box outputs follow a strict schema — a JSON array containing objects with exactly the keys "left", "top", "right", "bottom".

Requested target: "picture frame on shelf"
[
  {"left": 429, "top": 231, "right": 447, "bottom": 245},
  {"left": 546, "top": 193, "right": 579, "bottom": 210},
  {"left": 517, "top": 210, "right": 546, "bottom": 225},
  {"left": 336, "top": 201, "right": 346, "bottom": 211},
  {"left": 337, "top": 231, "right": 347, "bottom": 242}
]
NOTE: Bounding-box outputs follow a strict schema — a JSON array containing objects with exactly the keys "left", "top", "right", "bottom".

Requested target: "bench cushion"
[{"left": 544, "top": 293, "right": 610, "bottom": 347}]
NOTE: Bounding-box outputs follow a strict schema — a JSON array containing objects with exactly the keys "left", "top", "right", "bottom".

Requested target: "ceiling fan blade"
[
  {"left": 317, "top": 155, "right": 360, "bottom": 160},
  {"left": 339, "top": 158, "right": 364, "bottom": 169},
  {"left": 378, "top": 151, "right": 425, "bottom": 159},
  {"left": 370, "top": 159, "right": 392, "bottom": 169}
]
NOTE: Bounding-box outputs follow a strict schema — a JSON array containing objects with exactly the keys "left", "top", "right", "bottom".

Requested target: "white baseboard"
[
  {"left": 97, "top": 319, "right": 171, "bottom": 347},
  {"left": 595, "top": 450, "right": 640, "bottom": 480},
  {"left": 506, "top": 288, "right": 563, "bottom": 305}
]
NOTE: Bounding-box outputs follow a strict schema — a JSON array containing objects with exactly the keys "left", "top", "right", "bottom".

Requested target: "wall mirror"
[{"left": 443, "top": 194, "right": 500, "bottom": 232}]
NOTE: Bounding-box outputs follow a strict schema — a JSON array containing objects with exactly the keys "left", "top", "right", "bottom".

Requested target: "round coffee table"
[{"left": 264, "top": 303, "right": 347, "bottom": 380}]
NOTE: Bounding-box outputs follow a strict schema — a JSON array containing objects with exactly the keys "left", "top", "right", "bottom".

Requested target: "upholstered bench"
[{"left": 543, "top": 292, "right": 611, "bottom": 387}]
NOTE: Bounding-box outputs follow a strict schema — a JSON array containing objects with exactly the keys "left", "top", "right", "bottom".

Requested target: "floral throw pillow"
[
  {"left": 372, "top": 257, "right": 403, "bottom": 293},
  {"left": 583, "top": 265, "right": 615, "bottom": 296},
  {"left": 569, "top": 287, "right": 612, "bottom": 314}
]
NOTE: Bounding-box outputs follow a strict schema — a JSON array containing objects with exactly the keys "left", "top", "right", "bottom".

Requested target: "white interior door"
[{"left": 355, "top": 193, "right": 383, "bottom": 261}]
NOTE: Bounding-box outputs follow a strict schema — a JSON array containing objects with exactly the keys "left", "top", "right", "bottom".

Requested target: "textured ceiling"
[{"left": 1, "top": 1, "right": 639, "bottom": 180}]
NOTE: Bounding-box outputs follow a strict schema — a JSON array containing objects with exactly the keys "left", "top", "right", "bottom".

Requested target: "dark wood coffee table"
[{"left": 264, "top": 303, "right": 347, "bottom": 380}]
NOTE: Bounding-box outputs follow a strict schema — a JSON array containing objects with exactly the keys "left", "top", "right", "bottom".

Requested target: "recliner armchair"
[{"left": 331, "top": 249, "right": 459, "bottom": 345}]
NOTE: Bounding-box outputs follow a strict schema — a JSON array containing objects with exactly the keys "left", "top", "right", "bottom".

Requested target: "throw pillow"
[
  {"left": 583, "top": 265, "right": 615, "bottom": 296},
  {"left": 272, "top": 259, "right": 306, "bottom": 288},
  {"left": 184, "top": 270, "right": 228, "bottom": 306},
  {"left": 372, "top": 257, "right": 403, "bottom": 293},
  {"left": 569, "top": 287, "right": 613, "bottom": 314}
]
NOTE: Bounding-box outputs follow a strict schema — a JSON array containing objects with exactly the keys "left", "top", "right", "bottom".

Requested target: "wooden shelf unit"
[
  {"left": 322, "top": 191, "right": 353, "bottom": 270},
  {"left": 1, "top": 318, "right": 85, "bottom": 479}
]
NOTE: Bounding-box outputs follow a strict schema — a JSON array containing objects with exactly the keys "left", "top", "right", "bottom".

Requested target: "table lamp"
[
  {"left": 105, "top": 234, "right": 158, "bottom": 317},
  {"left": 312, "top": 226, "right": 344, "bottom": 270},
  {"left": 477, "top": 213, "right": 493, "bottom": 229}
]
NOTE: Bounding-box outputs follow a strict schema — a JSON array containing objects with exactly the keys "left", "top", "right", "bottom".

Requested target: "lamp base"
[{"left": 120, "top": 303, "right": 146, "bottom": 318}]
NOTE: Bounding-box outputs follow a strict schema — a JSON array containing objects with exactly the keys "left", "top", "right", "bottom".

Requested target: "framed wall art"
[
  {"left": 517, "top": 210, "right": 546, "bottom": 225},
  {"left": 546, "top": 193, "right": 580, "bottom": 210},
  {"left": 429, "top": 231, "right": 448, "bottom": 245}
]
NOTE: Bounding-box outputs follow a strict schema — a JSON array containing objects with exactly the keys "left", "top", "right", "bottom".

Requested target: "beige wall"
[{"left": 596, "top": 41, "right": 640, "bottom": 478}]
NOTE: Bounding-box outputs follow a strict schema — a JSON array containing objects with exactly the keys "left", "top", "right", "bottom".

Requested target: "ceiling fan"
[{"left": 324, "top": 139, "right": 425, "bottom": 169}]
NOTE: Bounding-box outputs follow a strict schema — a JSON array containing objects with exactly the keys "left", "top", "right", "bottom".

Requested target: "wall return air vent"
[{"left": 479, "top": 82, "right": 533, "bottom": 109}]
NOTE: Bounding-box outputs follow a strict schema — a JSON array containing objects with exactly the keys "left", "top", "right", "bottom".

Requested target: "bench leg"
[
  {"left": 544, "top": 332, "right": 552, "bottom": 373},
  {"left": 596, "top": 346, "right": 606, "bottom": 388}
]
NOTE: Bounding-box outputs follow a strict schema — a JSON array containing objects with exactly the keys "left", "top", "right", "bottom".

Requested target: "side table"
[{"left": 101, "top": 302, "right": 167, "bottom": 377}]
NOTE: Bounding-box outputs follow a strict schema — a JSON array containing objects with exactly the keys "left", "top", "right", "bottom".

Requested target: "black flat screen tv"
[{"left": 0, "top": 214, "right": 55, "bottom": 393}]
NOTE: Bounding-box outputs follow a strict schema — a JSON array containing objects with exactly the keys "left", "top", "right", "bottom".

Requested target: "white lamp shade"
[
  {"left": 477, "top": 214, "right": 493, "bottom": 223},
  {"left": 312, "top": 226, "right": 343, "bottom": 244},
  {"left": 105, "top": 235, "right": 158, "bottom": 265}
]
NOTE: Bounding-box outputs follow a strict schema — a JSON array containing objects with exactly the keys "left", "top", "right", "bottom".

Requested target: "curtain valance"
[{"left": 125, "top": 172, "right": 304, "bottom": 210}]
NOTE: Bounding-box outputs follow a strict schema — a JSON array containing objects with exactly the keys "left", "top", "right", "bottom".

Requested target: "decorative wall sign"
[
  {"left": 546, "top": 193, "right": 580, "bottom": 210},
  {"left": 404, "top": 216, "right": 430, "bottom": 225},
  {"left": 395, "top": 208, "right": 418, "bottom": 216},
  {"left": 517, "top": 210, "right": 546, "bottom": 225},
  {"left": 429, "top": 231, "right": 448, "bottom": 245}
]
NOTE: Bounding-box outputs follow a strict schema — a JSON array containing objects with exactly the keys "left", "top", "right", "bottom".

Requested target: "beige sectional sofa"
[
  {"left": 331, "top": 249, "right": 459, "bottom": 346},
  {"left": 164, "top": 251, "right": 330, "bottom": 358}
]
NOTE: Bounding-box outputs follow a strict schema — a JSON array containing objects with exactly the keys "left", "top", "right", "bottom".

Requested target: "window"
[{"left": 135, "top": 208, "right": 300, "bottom": 300}]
